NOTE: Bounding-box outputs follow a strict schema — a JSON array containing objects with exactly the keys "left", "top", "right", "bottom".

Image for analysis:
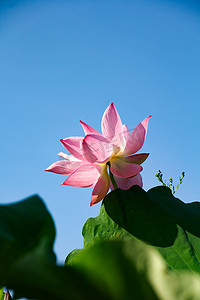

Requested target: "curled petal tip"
[
  {"left": 80, "top": 120, "right": 100, "bottom": 136},
  {"left": 90, "top": 201, "right": 94, "bottom": 207},
  {"left": 109, "top": 102, "right": 116, "bottom": 109}
]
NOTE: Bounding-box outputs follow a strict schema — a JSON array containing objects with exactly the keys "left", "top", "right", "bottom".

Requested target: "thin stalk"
[{"left": 106, "top": 162, "right": 118, "bottom": 189}]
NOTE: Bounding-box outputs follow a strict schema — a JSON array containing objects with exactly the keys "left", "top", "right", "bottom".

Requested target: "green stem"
[{"left": 107, "top": 162, "right": 118, "bottom": 189}]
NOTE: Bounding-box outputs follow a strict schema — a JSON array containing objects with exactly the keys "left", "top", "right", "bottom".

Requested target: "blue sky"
[{"left": 1, "top": 0, "right": 200, "bottom": 263}]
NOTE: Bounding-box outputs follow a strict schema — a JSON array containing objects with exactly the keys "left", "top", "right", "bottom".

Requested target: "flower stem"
[{"left": 107, "top": 162, "right": 118, "bottom": 189}]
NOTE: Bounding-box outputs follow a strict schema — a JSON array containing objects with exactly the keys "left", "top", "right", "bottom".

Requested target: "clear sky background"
[{"left": 1, "top": 0, "right": 200, "bottom": 264}]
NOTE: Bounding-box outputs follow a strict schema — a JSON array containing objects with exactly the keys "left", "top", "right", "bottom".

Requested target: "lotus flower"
[{"left": 46, "top": 103, "right": 150, "bottom": 206}]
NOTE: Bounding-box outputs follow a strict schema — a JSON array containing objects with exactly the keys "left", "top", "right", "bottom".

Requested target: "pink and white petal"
[
  {"left": 60, "top": 137, "right": 85, "bottom": 161},
  {"left": 62, "top": 164, "right": 100, "bottom": 187},
  {"left": 82, "top": 137, "right": 98, "bottom": 164},
  {"left": 79, "top": 120, "right": 101, "bottom": 136},
  {"left": 123, "top": 116, "right": 151, "bottom": 156},
  {"left": 132, "top": 173, "right": 143, "bottom": 187},
  {"left": 111, "top": 173, "right": 143, "bottom": 190},
  {"left": 58, "top": 152, "right": 80, "bottom": 161},
  {"left": 90, "top": 170, "right": 110, "bottom": 206},
  {"left": 45, "top": 160, "right": 83, "bottom": 175},
  {"left": 121, "top": 153, "right": 149, "bottom": 164},
  {"left": 111, "top": 144, "right": 121, "bottom": 156},
  {"left": 110, "top": 132, "right": 125, "bottom": 154},
  {"left": 113, "top": 124, "right": 130, "bottom": 153},
  {"left": 110, "top": 158, "right": 142, "bottom": 178},
  {"left": 101, "top": 103, "right": 123, "bottom": 146},
  {"left": 83, "top": 134, "right": 113, "bottom": 163},
  {"left": 120, "top": 124, "right": 131, "bottom": 150}
]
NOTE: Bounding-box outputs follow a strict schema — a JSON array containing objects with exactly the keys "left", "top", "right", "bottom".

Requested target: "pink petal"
[
  {"left": 79, "top": 120, "right": 101, "bottom": 136},
  {"left": 58, "top": 152, "right": 80, "bottom": 161},
  {"left": 121, "top": 124, "right": 131, "bottom": 149},
  {"left": 123, "top": 116, "right": 151, "bottom": 156},
  {"left": 45, "top": 160, "right": 83, "bottom": 175},
  {"left": 4, "top": 291, "right": 11, "bottom": 300},
  {"left": 111, "top": 173, "right": 143, "bottom": 190},
  {"left": 110, "top": 158, "right": 142, "bottom": 178},
  {"left": 62, "top": 164, "right": 100, "bottom": 187},
  {"left": 121, "top": 153, "right": 149, "bottom": 164},
  {"left": 82, "top": 134, "right": 113, "bottom": 163},
  {"left": 101, "top": 103, "right": 123, "bottom": 148},
  {"left": 60, "top": 137, "right": 85, "bottom": 161},
  {"left": 90, "top": 169, "right": 110, "bottom": 206}
]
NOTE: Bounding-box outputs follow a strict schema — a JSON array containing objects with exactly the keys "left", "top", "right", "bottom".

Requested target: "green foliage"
[
  {"left": 1, "top": 188, "right": 200, "bottom": 299},
  {"left": 155, "top": 170, "right": 185, "bottom": 194},
  {"left": 82, "top": 201, "right": 130, "bottom": 248},
  {"left": 80, "top": 186, "right": 200, "bottom": 273},
  {"left": 0, "top": 288, "right": 5, "bottom": 300},
  {"left": 69, "top": 238, "right": 200, "bottom": 300},
  {"left": 0, "top": 195, "right": 106, "bottom": 300}
]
